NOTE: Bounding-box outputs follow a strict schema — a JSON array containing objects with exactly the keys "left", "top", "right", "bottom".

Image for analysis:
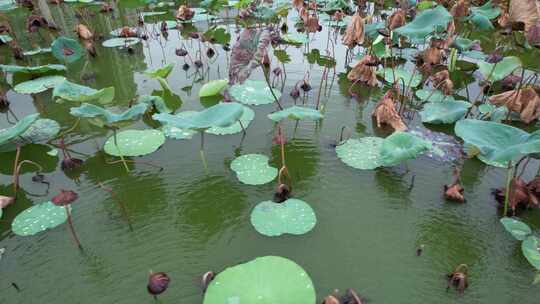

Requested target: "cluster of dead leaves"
[
  {"left": 372, "top": 89, "right": 407, "bottom": 131},
  {"left": 342, "top": 12, "right": 365, "bottom": 48},
  {"left": 493, "top": 176, "right": 540, "bottom": 213},
  {"left": 347, "top": 54, "right": 378, "bottom": 86},
  {"left": 444, "top": 168, "right": 465, "bottom": 202},
  {"left": 176, "top": 5, "right": 195, "bottom": 21},
  {"left": 295, "top": 1, "right": 320, "bottom": 33},
  {"left": 432, "top": 69, "right": 454, "bottom": 95},
  {"left": 488, "top": 86, "right": 540, "bottom": 123}
]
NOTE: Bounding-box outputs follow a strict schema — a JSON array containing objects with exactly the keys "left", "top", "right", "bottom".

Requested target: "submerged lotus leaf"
[
  {"left": 229, "top": 80, "right": 281, "bottom": 105},
  {"left": 0, "top": 64, "right": 66, "bottom": 74},
  {"left": 230, "top": 154, "right": 277, "bottom": 185},
  {"left": 145, "top": 64, "right": 174, "bottom": 79},
  {"left": 51, "top": 36, "right": 84, "bottom": 63},
  {"left": 11, "top": 201, "right": 67, "bottom": 236},
  {"left": 378, "top": 67, "right": 422, "bottom": 87},
  {"left": 103, "top": 129, "right": 165, "bottom": 157},
  {"left": 138, "top": 95, "right": 171, "bottom": 113},
  {"left": 250, "top": 199, "right": 316, "bottom": 237},
  {"left": 161, "top": 111, "right": 198, "bottom": 139},
  {"left": 203, "top": 256, "right": 316, "bottom": 304},
  {"left": 416, "top": 89, "right": 455, "bottom": 102},
  {"left": 500, "top": 217, "right": 532, "bottom": 241},
  {"left": 522, "top": 235, "right": 540, "bottom": 270},
  {"left": 102, "top": 37, "right": 140, "bottom": 48},
  {"left": 477, "top": 56, "right": 521, "bottom": 82},
  {"left": 53, "top": 80, "right": 115, "bottom": 104},
  {"left": 267, "top": 106, "right": 323, "bottom": 122},
  {"left": 206, "top": 106, "right": 254, "bottom": 135},
  {"left": 336, "top": 137, "right": 384, "bottom": 170},
  {"left": 70, "top": 103, "right": 148, "bottom": 125},
  {"left": 380, "top": 132, "right": 431, "bottom": 166},
  {"left": 199, "top": 79, "right": 228, "bottom": 97},
  {"left": 0, "top": 113, "right": 39, "bottom": 146},
  {"left": 14, "top": 76, "right": 66, "bottom": 94},
  {"left": 420, "top": 101, "right": 471, "bottom": 124},
  {"left": 394, "top": 5, "right": 452, "bottom": 41},
  {"left": 455, "top": 119, "right": 540, "bottom": 164},
  {"left": 153, "top": 102, "right": 244, "bottom": 131}
]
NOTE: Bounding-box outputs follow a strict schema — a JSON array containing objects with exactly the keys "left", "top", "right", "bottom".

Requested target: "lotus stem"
[
  {"left": 199, "top": 131, "right": 208, "bottom": 171},
  {"left": 98, "top": 182, "right": 133, "bottom": 231},
  {"left": 65, "top": 206, "right": 83, "bottom": 250},
  {"left": 259, "top": 65, "right": 283, "bottom": 110},
  {"left": 13, "top": 160, "right": 43, "bottom": 196},
  {"left": 503, "top": 161, "right": 513, "bottom": 216},
  {"left": 113, "top": 129, "right": 130, "bottom": 173},
  {"left": 12, "top": 145, "right": 21, "bottom": 195},
  {"left": 239, "top": 120, "right": 246, "bottom": 136},
  {"left": 505, "top": 68, "right": 526, "bottom": 122},
  {"left": 53, "top": 117, "right": 80, "bottom": 141},
  {"left": 278, "top": 125, "right": 286, "bottom": 167},
  {"left": 315, "top": 67, "right": 327, "bottom": 110}
]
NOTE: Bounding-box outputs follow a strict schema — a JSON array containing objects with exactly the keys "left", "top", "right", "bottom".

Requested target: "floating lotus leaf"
[
  {"left": 9, "top": 119, "right": 60, "bottom": 148},
  {"left": 70, "top": 103, "right": 148, "bottom": 125},
  {"left": 455, "top": 119, "right": 540, "bottom": 164},
  {"left": 14, "top": 75, "right": 66, "bottom": 94},
  {"left": 145, "top": 64, "right": 174, "bottom": 79},
  {"left": 477, "top": 56, "right": 521, "bottom": 82},
  {"left": 522, "top": 235, "right": 540, "bottom": 270},
  {"left": 199, "top": 79, "right": 228, "bottom": 97},
  {"left": 103, "top": 129, "right": 165, "bottom": 157},
  {"left": 416, "top": 89, "right": 455, "bottom": 102},
  {"left": 380, "top": 132, "right": 431, "bottom": 166},
  {"left": 102, "top": 37, "right": 141, "bottom": 48},
  {"left": 153, "top": 102, "right": 244, "bottom": 131},
  {"left": 470, "top": 0, "right": 501, "bottom": 19},
  {"left": 206, "top": 105, "right": 254, "bottom": 135},
  {"left": 53, "top": 80, "right": 115, "bottom": 104},
  {"left": 0, "top": 64, "right": 66, "bottom": 74},
  {"left": 378, "top": 67, "right": 422, "bottom": 87},
  {"left": 229, "top": 80, "right": 281, "bottom": 105},
  {"left": 500, "top": 217, "right": 532, "bottom": 241},
  {"left": 203, "top": 256, "right": 316, "bottom": 304},
  {"left": 11, "top": 201, "right": 67, "bottom": 236},
  {"left": 250, "top": 199, "right": 316, "bottom": 237},
  {"left": 420, "top": 101, "right": 471, "bottom": 124},
  {"left": 282, "top": 33, "right": 309, "bottom": 44},
  {"left": 51, "top": 36, "right": 84, "bottom": 63},
  {"left": 0, "top": 0, "right": 17, "bottom": 10},
  {"left": 267, "top": 106, "right": 324, "bottom": 122},
  {"left": 336, "top": 137, "right": 384, "bottom": 170},
  {"left": 23, "top": 47, "right": 52, "bottom": 56},
  {"left": 161, "top": 111, "right": 198, "bottom": 139},
  {"left": 0, "top": 113, "right": 39, "bottom": 147},
  {"left": 138, "top": 95, "right": 171, "bottom": 113},
  {"left": 230, "top": 154, "right": 278, "bottom": 185},
  {"left": 394, "top": 5, "right": 452, "bottom": 41}
]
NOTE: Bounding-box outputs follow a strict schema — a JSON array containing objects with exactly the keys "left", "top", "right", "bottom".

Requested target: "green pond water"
[{"left": 1, "top": 1, "right": 540, "bottom": 303}]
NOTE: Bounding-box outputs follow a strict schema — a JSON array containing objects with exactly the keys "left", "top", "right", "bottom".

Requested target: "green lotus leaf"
[
  {"left": 380, "top": 132, "right": 431, "bottom": 166},
  {"left": 0, "top": 64, "right": 66, "bottom": 74},
  {"left": 470, "top": 13, "right": 494, "bottom": 30},
  {"left": 0, "top": 0, "right": 17, "bottom": 11},
  {"left": 394, "top": 5, "right": 452, "bottom": 41},
  {"left": 365, "top": 22, "right": 386, "bottom": 39},
  {"left": 455, "top": 119, "right": 540, "bottom": 164},
  {"left": 452, "top": 37, "right": 477, "bottom": 51},
  {"left": 178, "top": 12, "right": 217, "bottom": 23},
  {"left": 282, "top": 33, "right": 309, "bottom": 44},
  {"left": 477, "top": 56, "right": 521, "bottom": 82},
  {"left": 522, "top": 235, "right": 540, "bottom": 270},
  {"left": 14, "top": 75, "right": 66, "bottom": 94},
  {"left": 161, "top": 111, "right": 198, "bottom": 139},
  {"left": 206, "top": 105, "right": 254, "bottom": 135},
  {"left": 11, "top": 201, "right": 67, "bottom": 236},
  {"left": 420, "top": 101, "right": 471, "bottom": 124},
  {"left": 0, "top": 34, "right": 12, "bottom": 44},
  {"left": 53, "top": 80, "right": 115, "bottom": 104},
  {"left": 500, "top": 217, "right": 532, "bottom": 241},
  {"left": 199, "top": 79, "right": 228, "bottom": 97},
  {"left": 336, "top": 137, "right": 384, "bottom": 170},
  {"left": 138, "top": 95, "right": 171, "bottom": 113},
  {"left": 153, "top": 102, "right": 244, "bottom": 131},
  {"left": 267, "top": 106, "right": 324, "bottom": 122},
  {"left": 145, "top": 63, "right": 174, "bottom": 79},
  {"left": 23, "top": 47, "right": 52, "bottom": 56},
  {"left": 378, "top": 67, "right": 422, "bottom": 87},
  {"left": 140, "top": 11, "right": 167, "bottom": 17},
  {"left": 462, "top": 50, "right": 487, "bottom": 60},
  {"left": 415, "top": 89, "right": 455, "bottom": 102},
  {"left": 318, "top": 13, "right": 350, "bottom": 27},
  {"left": 250, "top": 199, "right": 316, "bottom": 237},
  {"left": 229, "top": 80, "right": 281, "bottom": 105},
  {"left": 70, "top": 103, "right": 148, "bottom": 125},
  {"left": 103, "top": 129, "right": 165, "bottom": 157},
  {"left": 8, "top": 119, "right": 60, "bottom": 148},
  {"left": 102, "top": 37, "right": 141, "bottom": 48},
  {"left": 478, "top": 103, "right": 496, "bottom": 114},
  {"left": 203, "top": 256, "right": 316, "bottom": 304},
  {"left": 51, "top": 36, "right": 84, "bottom": 63},
  {"left": 470, "top": 0, "right": 501, "bottom": 19},
  {"left": 230, "top": 154, "right": 278, "bottom": 185},
  {"left": 0, "top": 113, "right": 39, "bottom": 146},
  {"left": 417, "top": 0, "right": 435, "bottom": 10}
]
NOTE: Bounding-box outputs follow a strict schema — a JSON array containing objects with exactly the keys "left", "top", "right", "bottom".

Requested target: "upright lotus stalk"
[
  {"left": 503, "top": 161, "right": 513, "bottom": 216},
  {"left": 52, "top": 190, "right": 82, "bottom": 250},
  {"left": 274, "top": 125, "right": 292, "bottom": 203}
]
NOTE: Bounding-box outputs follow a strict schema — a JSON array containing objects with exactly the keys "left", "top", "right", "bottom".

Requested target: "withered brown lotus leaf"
[
  {"left": 76, "top": 24, "right": 93, "bottom": 40},
  {"left": 0, "top": 196, "right": 15, "bottom": 209},
  {"left": 444, "top": 168, "right": 465, "bottom": 202},
  {"left": 447, "top": 265, "right": 468, "bottom": 294},
  {"left": 293, "top": 0, "right": 304, "bottom": 9},
  {"left": 119, "top": 26, "right": 138, "bottom": 38},
  {"left": 488, "top": 87, "right": 540, "bottom": 123},
  {"left": 387, "top": 9, "right": 406, "bottom": 30},
  {"left": 342, "top": 12, "right": 365, "bottom": 47},
  {"left": 526, "top": 20, "right": 540, "bottom": 45},
  {"left": 509, "top": 0, "right": 540, "bottom": 32},
  {"left": 176, "top": 5, "right": 195, "bottom": 21},
  {"left": 372, "top": 90, "right": 407, "bottom": 131},
  {"left": 347, "top": 55, "right": 378, "bottom": 87},
  {"left": 450, "top": 0, "right": 470, "bottom": 18},
  {"left": 305, "top": 15, "right": 320, "bottom": 33}
]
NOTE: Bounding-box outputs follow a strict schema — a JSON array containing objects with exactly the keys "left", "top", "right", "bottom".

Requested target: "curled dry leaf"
[
  {"left": 83, "top": 40, "right": 96, "bottom": 57},
  {"left": 447, "top": 265, "right": 468, "bottom": 293},
  {"left": 305, "top": 14, "right": 320, "bottom": 33},
  {"left": 228, "top": 27, "right": 274, "bottom": 84},
  {"left": 293, "top": 0, "right": 304, "bottom": 10},
  {"left": 488, "top": 87, "right": 540, "bottom": 123},
  {"left": 0, "top": 196, "right": 15, "bottom": 209},
  {"left": 432, "top": 70, "right": 454, "bottom": 95},
  {"left": 176, "top": 5, "right": 195, "bottom": 21},
  {"left": 324, "top": 295, "right": 340, "bottom": 304},
  {"left": 342, "top": 12, "right": 365, "bottom": 48},
  {"left": 120, "top": 26, "right": 138, "bottom": 38},
  {"left": 498, "top": 12, "right": 511, "bottom": 28},
  {"left": 76, "top": 24, "right": 93, "bottom": 40},
  {"left": 509, "top": 0, "right": 540, "bottom": 32},
  {"left": 450, "top": 0, "right": 470, "bottom": 18},
  {"left": 372, "top": 90, "right": 407, "bottom": 132},
  {"left": 444, "top": 168, "right": 465, "bottom": 202},
  {"left": 51, "top": 190, "right": 79, "bottom": 206},
  {"left": 147, "top": 272, "right": 170, "bottom": 296},
  {"left": 494, "top": 177, "right": 539, "bottom": 212},
  {"left": 201, "top": 271, "right": 215, "bottom": 292},
  {"left": 526, "top": 21, "right": 540, "bottom": 46},
  {"left": 347, "top": 54, "right": 378, "bottom": 87},
  {"left": 387, "top": 9, "right": 406, "bottom": 30},
  {"left": 501, "top": 74, "right": 522, "bottom": 90}
]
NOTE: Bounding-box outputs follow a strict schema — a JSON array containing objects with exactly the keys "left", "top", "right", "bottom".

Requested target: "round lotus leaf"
[
  {"left": 415, "top": 89, "right": 455, "bottom": 102},
  {"left": 203, "top": 256, "right": 316, "bottom": 304},
  {"left": 230, "top": 154, "right": 278, "bottom": 185},
  {"left": 229, "top": 80, "right": 281, "bottom": 106},
  {"left": 153, "top": 102, "right": 244, "bottom": 131},
  {"left": 420, "top": 101, "right": 471, "bottom": 124},
  {"left": 103, "top": 129, "right": 165, "bottom": 157},
  {"left": 522, "top": 235, "right": 540, "bottom": 270},
  {"left": 53, "top": 80, "right": 115, "bottom": 104},
  {"left": 0, "top": 113, "right": 39, "bottom": 147},
  {"left": 393, "top": 5, "right": 452, "bottom": 41},
  {"left": 199, "top": 79, "right": 228, "bottom": 97},
  {"left": 268, "top": 106, "right": 323, "bottom": 122},
  {"left": 477, "top": 56, "right": 521, "bottom": 83},
  {"left": 12, "top": 201, "right": 67, "bottom": 236},
  {"left": 500, "top": 217, "right": 532, "bottom": 241},
  {"left": 380, "top": 132, "right": 431, "bottom": 166},
  {"left": 206, "top": 106, "right": 254, "bottom": 135},
  {"left": 0, "top": 64, "right": 66, "bottom": 74},
  {"left": 336, "top": 137, "right": 384, "bottom": 170},
  {"left": 51, "top": 36, "right": 84, "bottom": 63},
  {"left": 161, "top": 111, "right": 198, "bottom": 139},
  {"left": 251, "top": 199, "right": 316, "bottom": 237},
  {"left": 14, "top": 76, "right": 66, "bottom": 94},
  {"left": 102, "top": 37, "right": 141, "bottom": 48}
]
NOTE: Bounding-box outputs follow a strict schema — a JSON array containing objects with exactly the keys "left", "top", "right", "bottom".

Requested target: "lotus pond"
[{"left": 1, "top": 0, "right": 540, "bottom": 303}]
